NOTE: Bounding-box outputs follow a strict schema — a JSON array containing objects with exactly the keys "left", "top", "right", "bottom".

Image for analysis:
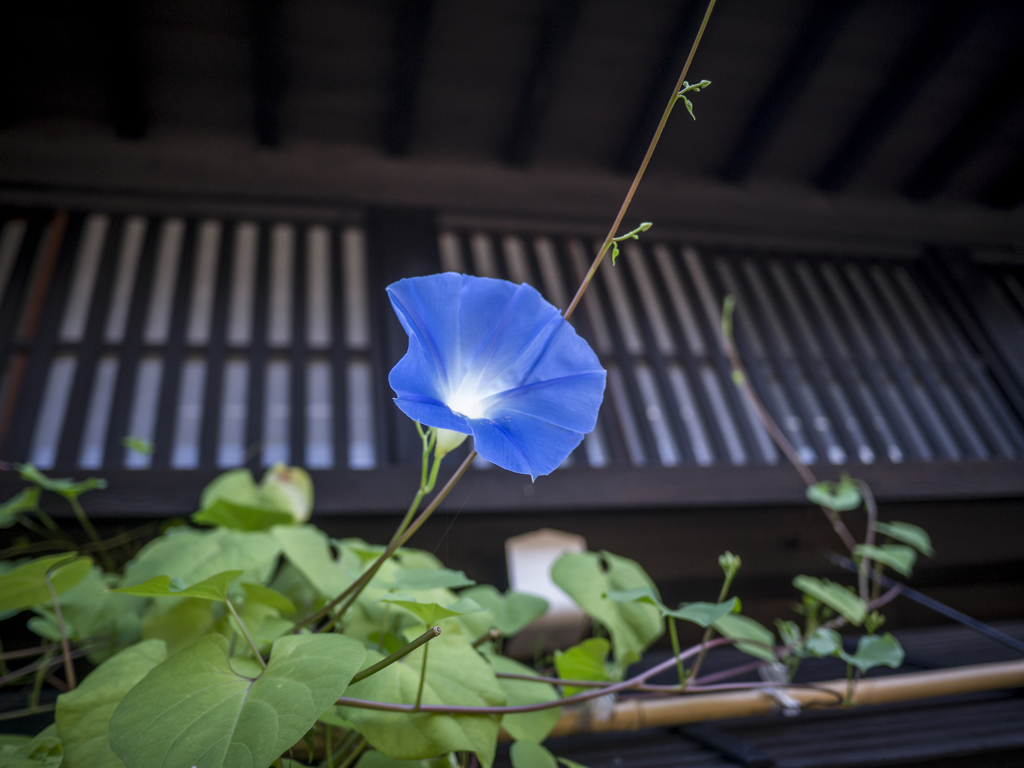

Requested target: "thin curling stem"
[
  {"left": 563, "top": 0, "right": 717, "bottom": 322},
  {"left": 350, "top": 626, "right": 442, "bottom": 685},
  {"left": 720, "top": 296, "right": 860, "bottom": 554}
]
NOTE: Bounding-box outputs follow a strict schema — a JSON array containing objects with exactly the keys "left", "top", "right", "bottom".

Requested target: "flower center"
[{"left": 447, "top": 388, "right": 488, "bottom": 420}]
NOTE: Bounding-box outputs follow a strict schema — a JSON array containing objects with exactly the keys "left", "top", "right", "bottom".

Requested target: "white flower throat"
[{"left": 446, "top": 387, "right": 489, "bottom": 420}]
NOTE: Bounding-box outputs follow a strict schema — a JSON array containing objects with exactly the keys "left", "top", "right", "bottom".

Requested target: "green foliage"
[
  {"left": 459, "top": 585, "right": 549, "bottom": 637},
  {"left": 604, "top": 587, "right": 739, "bottom": 627},
  {"left": 191, "top": 464, "right": 314, "bottom": 530},
  {"left": 793, "top": 575, "right": 867, "bottom": 626},
  {"left": 339, "top": 628, "right": 505, "bottom": 768},
  {"left": 551, "top": 550, "right": 663, "bottom": 664},
  {"left": 378, "top": 596, "right": 484, "bottom": 626},
  {"left": 800, "top": 627, "right": 904, "bottom": 672},
  {"left": 123, "top": 526, "right": 280, "bottom": 597},
  {"left": 854, "top": 543, "right": 917, "bottom": 577},
  {"left": 109, "top": 633, "right": 365, "bottom": 768},
  {"left": 16, "top": 464, "right": 107, "bottom": 498},
  {"left": 806, "top": 475, "right": 861, "bottom": 512},
  {"left": 111, "top": 569, "right": 244, "bottom": 601},
  {"left": 511, "top": 740, "right": 558, "bottom": 768},
  {"left": 55, "top": 639, "right": 167, "bottom": 768},
  {"left": 121, "top": 436, "right": 154, "bottom": 455},
  {"left": 241, "top": 581, "right": 296, "bottom": 615},
  {"left": 28, "top": 567, "right": 143, "bottom": 660},
  {"left": 487, "top": 655, "right": 561, "bottom": 743},
  {"left": 875, "top": 521, "right": 934, "bottom": 557},
  {"left": 712, "top": 613, "right": 776, "bottom": 662},
  {"left": 275, "top": 523, "right": 351, "bottom": 597},
  {"left": 842, "top": 633, "right": 904, "bottom": 672},
  {"left": 0, "top": 487, "right": 40, "bottom": 528},
  {"left": 381, "top": 567, "right": 476, "bottom": 591},
  {"left": 0, "top": 725, "right": 63, "bottom": 767},
  {"left": 554, "top": 638, "right": 614, "bottom": 696},
  {"left": 0, "top": 554, "right": 93, "bottom": 612},
  {"left": 677, "top": 79, "right": 711, "bottom": 119},
  {"left": 609, "top": 222, "right": 653, "bottom": 265}
]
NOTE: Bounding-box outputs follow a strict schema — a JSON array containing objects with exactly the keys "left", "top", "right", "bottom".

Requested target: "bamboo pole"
[{"left": 548, "top": 659, "right": 1024, "bottom": 737}]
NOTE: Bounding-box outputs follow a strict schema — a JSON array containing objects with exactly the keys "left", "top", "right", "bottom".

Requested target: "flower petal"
[
  {"left": 393, "top": 397, "right": 471, "bottom": 436},
  {"left": 387, "top": 273, "right": 606, "bottom": 478},
  {"left": 471, "top": 414, "right": 587, "bottom": 480}
]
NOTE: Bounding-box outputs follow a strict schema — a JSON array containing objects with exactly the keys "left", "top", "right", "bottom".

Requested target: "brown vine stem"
[
  {"left": 350, "top": 626, "right": 442, "bottom": 685},
  {"left": 563, "top": 0, "right": 717, "bottom": 322},
  {"left": 335, "top": 637, "right": 735, "bottom": 715},
  {"left": 297, "top": 0, "right": 719, "bottom": 637},
  {"left": 857, "top": 480, "right": 878, "bottom": 601},
  {"left": 0, "top": 704, "right": 56, "bottom": 723},
  {"left": 293, "top": 451, "right": 476, "bottom": 633},
  {"left": 720, "top": 297, "right": 859, "bottom": 554},
  {"left": 44, "top": 575, "right": 76, "bottom": 689}
]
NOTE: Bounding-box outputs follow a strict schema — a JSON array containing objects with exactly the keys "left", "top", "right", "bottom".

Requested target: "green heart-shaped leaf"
[
  {"left": 0, "top": 554, "right": 93, "bottom": 613},
  {"left": 839, "top": 632, "right": 904, "bottom": 673},
  {"left": 554, "top": 638, "right": 613, "bottom": 696},
  {"left": 459, "top": 586, "right": 549, "bottom": 637},
  {"left": 241, "top": 582, "right": 295, "bottom": 615},
  {"left": 854, "top": 543, "right": 917, "bottom": 577},
  {"left": 806, "top": 476, "right": 861, "bottom": 512},
  {"left": 111, "top": 569, "right": 244, "bottom": 601},
  {"left": 16, "top": 464, "right": 106, "bottom": 499},
  {"left": 378, "top": 596, "right": 483, "bottom": 626},
  {"left": 793, "top": 575, "right": 867, "bottom": 626},
  {"left": 378, "top": 568, "right": 475, "bottom": 592},
  {"left": 55, "top": 639, "right": 167, "bottom": 768},
  {"left": 1, "top": 487, "right": 41, "bottom": 528},
  {"left": 274, "top": 524, "right": 352, "bottom": 597},
  {"left": 875, "top": 521, "right": 934, "bottom": 557},
  {"left": 109, "top": 632, "right": 365, "bottom": 768},
  {"left": 604, "top": 587, "right": 738, "bottom": 627},
  {"left": 551, "top": 551, "right": 662, "bottom": 664},
  {"left": 192, "top": 499, "right": 295, "bottom": 531},
  {"left": 510, "top": 740, "right": 557, "bottom": 768},
  {"left": 712, "top": 613, "right": 776, "bottom": 662},
  {"left": 0, "top": 724, "right": 62, "bottom": 767},
  {"left": 123, "top": 527, "right": 281, "bottom": 604}
]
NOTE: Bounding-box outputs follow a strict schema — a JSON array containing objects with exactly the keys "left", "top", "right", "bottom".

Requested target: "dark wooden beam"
[
  {"left": 984, "top": 152, "right": 1024, "bottom": 210},
  {"left": 814, "top": 1, "right": 977, "bottom": 193},
  {"left": 94, "top": 0, "right": 148, "bottom": 140},
  {"left": 383, "top": 0, "right": 435, "bottom": 157},
  {"left": 3, "top": 460, "right": 1022, "bottom": 518},
  {"left": 503, "top": 0, "right": 583, "bottom": 168},
  {"left": 717, "top": 0, "right": 860, "bottom": 183},
  {"left": 251, "top": 0, "right": 285, "bottom": 148},
  {"left": 903, "top": 45, "right": 1024, "bottom": 201},
  {"left": 0, "top": 4, "right": 35, "bottom": 129},
  {"left": 615, "top": 1, "right": 704, "bottom": 174}
]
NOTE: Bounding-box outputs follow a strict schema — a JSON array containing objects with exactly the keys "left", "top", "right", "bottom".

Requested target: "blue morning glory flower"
[{"left": 387, "top": 273, "right": 607, "bottom": 479}]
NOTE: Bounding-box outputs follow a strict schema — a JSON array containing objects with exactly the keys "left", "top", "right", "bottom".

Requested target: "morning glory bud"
[{"left": 434, "top": 428, "right": 469, "bottom": 459}]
